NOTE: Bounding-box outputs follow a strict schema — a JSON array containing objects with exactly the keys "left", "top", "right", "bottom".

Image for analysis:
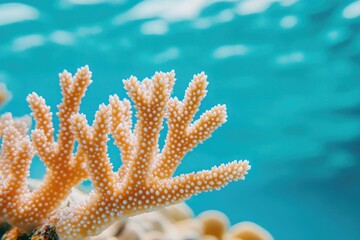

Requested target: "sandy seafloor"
[{"left": 1, "top": 0, "right": 360, "bottom": 239}]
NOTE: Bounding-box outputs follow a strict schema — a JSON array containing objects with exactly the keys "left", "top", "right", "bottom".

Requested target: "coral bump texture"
[{"left": 0, "top": 66, "right": 250, "bottom": 239}]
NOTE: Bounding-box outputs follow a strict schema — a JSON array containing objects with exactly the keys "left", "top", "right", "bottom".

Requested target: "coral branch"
[
  {"left": 151, "top": 73, "right": 227, "bottom": 179},
  {"left": 109, "top": 95, "right": 134, "bottom": 178},
  {"left": 55, "top": 69, "right": 249, "bottom": 240},
  {"left": 71, "top": 105, "right": 117, "bottom": 195},
  {"left": 0, "top": 114, "right": 31, "bottom": 222},
  {"left": 27, "top": 93, "right": 54, "bottom": 143},
  {"left": 8, "top": 136, "right": 33, "bottom": 192},
  {"left": 158, "top": 160, "right": 250, "bottom": 197},
  {"left": 0, "top": 66, "right": 91, "bottom": 232},
  {"left": 57, "top": 68, "right": 92, "bottom": 158},
  {"left": 181, "top": 72, "right": 208, "bottom": 126},
  {"left": 123, "top": 72, "right": 173, "bottom": 186}
]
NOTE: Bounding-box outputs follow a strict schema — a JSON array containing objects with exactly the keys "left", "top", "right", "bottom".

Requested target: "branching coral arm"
[
  {"left": 0, "top": 125, "right": 34, "bottom": 228},
  {"left": 56, "top": 72, "right": 175, "bottom": 239},
  {"left": 151, "top": 73, "right": 227, "bottom": 179},
  {"left": 56, "top": 70, "right": 250, "bottom": 240},
  {"left": 71, "top": 105, "right": 117, "bottom": 194},
  {"left": 121, "top": 160, "right": 250, "bottom": 217},
  {"left": 27, "top": 93, "right": 54, "bottom": 143},
  {"left": 57, "top": 106, "right": 120, "bottom": 239},
  {"left": 11, "top": 115, "right": 31, "bottom": 137},
  {"left": 154, "top": 160, "right": 250, "bottom": 201},
  {"left": 188, "top": 104, "right": 227, "bottom": 141},
  {"left": 180, "top": 72, "right": 208, "bottom": 126},
  {"left": 27, "top": 93, "right": 56, "bottom": 168},
  {"left": 1, "top": 126, "right": 23, "bottom": 181},
  {"left": 0, "top": 114, "right": 31, "bottom": 177},
  {"left": 0, "top": 113, "right": 31, "bottom": 138},
  {"left": 7, "top": 135, "right": 33, "bottom": 195},
  {"left": 27, "top": 67, "right": 91, "bottom": 169},
  {"left": 123, "top": 72, "right": 174, "bottom": 187},
  {"left": 0, "top": 114, "right": 31, "bottom": 178},
  {"left": 0, "top": 115, "right": 31, "bottom": 223},
  {"left": 1, "top": 66, "right": 91, "bottom": 232},
  {"left": 57, "top": 69, "right": 91, "bottom": 160},
  {"left": 109, "top": 95, "right": 134, "bottom": 178},
  {"left": 5, "top": 135, "right": 33, "bottom": 222},
  {"left": 0, "top": 114, "right": 31, "bottom": 221}
]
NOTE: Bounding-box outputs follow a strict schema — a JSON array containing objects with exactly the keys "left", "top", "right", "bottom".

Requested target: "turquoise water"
[{"left": 1, "top": 0, "right": 360, "bottom": 239}]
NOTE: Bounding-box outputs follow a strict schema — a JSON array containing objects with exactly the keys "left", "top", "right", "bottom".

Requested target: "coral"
[
  {"left": 0, "top": 83, "right": 11, "bottom": 107},
  {"left": 89, "top": 203, "right": 273, "bottom": 240},
  {"left": 0, "top": 67, "right": 90, "bottom": 231},
  {"left": 0, "top": 66, "right": 250, "bottom": 239},
  {"left": 224, "top": 222, "right": 273, "bottom": 240},
  {"left": 198, "top": 210, "right": 229, "bottom": 239}
]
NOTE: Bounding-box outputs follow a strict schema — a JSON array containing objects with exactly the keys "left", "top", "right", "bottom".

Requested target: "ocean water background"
[{"left": 1, "top": 0, "right": 360, "bottom": 239}]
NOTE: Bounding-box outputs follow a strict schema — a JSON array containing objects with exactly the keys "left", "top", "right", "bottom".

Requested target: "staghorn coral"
[
  {"left": 0, "top": 67, "right": 90, "bottom": 232},
  {"left": 0, "top": 66, "right": 250, "bottom": 239}
]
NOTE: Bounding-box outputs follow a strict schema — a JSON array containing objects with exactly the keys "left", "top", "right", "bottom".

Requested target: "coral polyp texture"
[{"left": 0, "top": 66, "right": 250, "bottom": 239}]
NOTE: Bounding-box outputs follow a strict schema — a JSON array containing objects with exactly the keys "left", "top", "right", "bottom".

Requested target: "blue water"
[{"left": 1, "top": 0, "right": 360, "bottom": 239}]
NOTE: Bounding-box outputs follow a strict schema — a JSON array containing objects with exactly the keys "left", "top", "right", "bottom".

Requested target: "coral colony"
[{"left": 0, "top": 66, "right": 250, "bottom": 239}]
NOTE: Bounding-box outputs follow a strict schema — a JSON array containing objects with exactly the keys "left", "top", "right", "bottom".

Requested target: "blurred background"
[{"left": 1, "top": 0, "right": 360, "bottom": 239}]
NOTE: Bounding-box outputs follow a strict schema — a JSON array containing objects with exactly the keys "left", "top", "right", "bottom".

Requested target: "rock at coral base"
[
  {"left": 31, "top": 225, "right": 59, "bottom": 240},
  {"left": 2, "top": 227, "right": 29, "bottom": 240},
  {"left": 0, "top": 222, "right": 11, "bottom": 238}
]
